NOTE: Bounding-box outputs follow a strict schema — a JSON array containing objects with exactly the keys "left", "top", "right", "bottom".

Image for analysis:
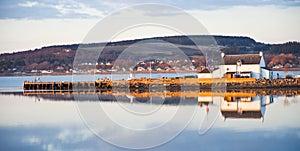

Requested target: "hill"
[{"left": 0, "top": 35, "right": 299, "bottom": 75}]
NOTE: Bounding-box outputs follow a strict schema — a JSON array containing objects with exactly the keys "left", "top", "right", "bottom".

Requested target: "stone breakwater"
[
  {"left": 23, "top": 77, "right": 300, "bottom": 91},
  {"left": 226, "top": 78, "right": 300, "bottom": 89}
]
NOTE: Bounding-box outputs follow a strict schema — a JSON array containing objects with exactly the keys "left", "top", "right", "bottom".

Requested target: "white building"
[
  {"left": 270, "top": 68, "right": 300, "bottom": 79},
  {"left": 197, "top": 68, "right": 212, "bottom": 78},
  {"left": 260, "top": 67, "right": 300, "bottom": 79},
  {"left": 219, "top": 51, "right": 266, "bottom": 79}
]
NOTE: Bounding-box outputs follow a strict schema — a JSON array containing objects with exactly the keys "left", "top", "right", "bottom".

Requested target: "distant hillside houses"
[{"left": 198, "top": 51, "right": 300, "bottom": 79}]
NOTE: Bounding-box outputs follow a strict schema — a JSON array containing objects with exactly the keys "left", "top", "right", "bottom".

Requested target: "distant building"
[
  {"left": 197, "top": 68, "right": 212, "bottom": 78},
  {"left": 56, "top": 66, "right": 64, "bottom": 70},
  {"left": 136, "top": 67, "right": 145, "bottom": 71},
  {"left": 40, "top": 70, "right": 53, "bottom": 74},
  {"left": 259, "top": 67, "right": 300, "bottom": 79},
  {"left": 31, "top": 70, "right": 39, "bottom": 73},
  {"left": 269, "top": 68, "right": 300, "bottom": 79},
  {"left": 219, "top": 51, "right": 266, "bottom": 79},
  {"left": 63, "top": 48, "right": 71, "bottom": 53}
]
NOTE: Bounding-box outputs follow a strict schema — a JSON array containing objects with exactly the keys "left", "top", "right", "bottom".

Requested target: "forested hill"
[{"left": 0, "top": 35, "right": 299, "bottom": 75}]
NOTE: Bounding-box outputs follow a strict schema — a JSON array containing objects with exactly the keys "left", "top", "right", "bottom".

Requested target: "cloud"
[
  {"left": 49, "top": 1, "right": 104, "bottom": 18},
  {"left": 18, "top": 1, "right": 38, "bottom": 8},
  {"left": 11, "top": 0, "right": 105, "bottom": 19},
  {"left": 101, "top": 1, "right": 129, "bottom": 9},
  {"left": 22, "top": 136, "right": 42, "bottom": 144},
  {"left": 1, "top": 0, "right": 300, "bottom": 19},
  {"left": 57, "top": 129, "right": 93, "bottom": 143}
]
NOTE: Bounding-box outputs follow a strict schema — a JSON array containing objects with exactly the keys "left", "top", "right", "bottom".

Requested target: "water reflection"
[
  {"left": 198, "top": 92, "right": 273, "bottom": 122},
  {"left": 0, "top": 90, "right": 299, "bottom": 150},
  {"left": 2, "top": 89, "right": 299, "bottom": 123}
]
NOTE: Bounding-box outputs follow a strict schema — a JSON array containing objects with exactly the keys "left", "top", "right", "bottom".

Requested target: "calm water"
[
  {"left": 0, "top": 76, "right": 300, "bottom": 151},
  {"left": 0, "top": 73, "right": 195, "bottom": 90}
]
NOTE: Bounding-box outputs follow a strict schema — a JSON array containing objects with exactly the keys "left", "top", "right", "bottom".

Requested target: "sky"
[{"left": 0, "top": 0, "right": 300, "bottom": 53}]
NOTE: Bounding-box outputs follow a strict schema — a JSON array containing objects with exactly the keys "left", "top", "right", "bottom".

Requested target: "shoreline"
[
  {"left": 17, "top": 88, "right": 300, "bottom": 99},
  {"left": 23, "top": 78, "right": 300, "bottom": 91},
  {"left": 0, "top": 70, "right": 190, "bottom": 77}
]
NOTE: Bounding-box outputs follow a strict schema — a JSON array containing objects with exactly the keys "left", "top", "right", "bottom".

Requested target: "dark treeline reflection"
[{"left": 1, "top": 89, "right": 299, "bottom": 103}]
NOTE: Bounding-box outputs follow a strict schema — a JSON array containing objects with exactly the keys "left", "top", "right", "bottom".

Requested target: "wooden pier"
[{"left": 23, "top": 81, "right": 72, "bottom": 90}]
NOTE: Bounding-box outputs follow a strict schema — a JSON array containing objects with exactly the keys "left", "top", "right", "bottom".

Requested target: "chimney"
[
  {"left": 221, "top": 52, "right": 225, "bottom": 58},
  {"left": 259, "top": 51, "right": 263, "bottom": 57}
]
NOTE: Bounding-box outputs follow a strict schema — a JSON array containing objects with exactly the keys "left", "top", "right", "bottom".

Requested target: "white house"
[
  {"left": 219, "top": 51, "right": 266, "bottom": 79},
  {"left": 260, "top": 67, "right": 300, "bottom": 79},
  {"left": 270, "top": 68, "right": 300, "bottom": 79}
]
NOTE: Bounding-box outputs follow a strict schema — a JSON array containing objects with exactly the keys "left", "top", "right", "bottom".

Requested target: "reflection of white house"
[
  {"left": 220, "top": 95, "right": 273, "bottom": 122},
  {"left": 220, "top": 52, "right": 266, "bottom": 79},
  {"left": 198, "top": 95, "right": 223, "bottom": 111}
]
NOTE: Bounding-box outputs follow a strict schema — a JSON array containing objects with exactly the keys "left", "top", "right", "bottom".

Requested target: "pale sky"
[{"left": 0, "top": 0, "right": 299, "bottom": 54}]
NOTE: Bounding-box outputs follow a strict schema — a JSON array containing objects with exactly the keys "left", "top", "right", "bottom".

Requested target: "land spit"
[{"left": 23, "top": 77, "right": 300, "bottom": 92}]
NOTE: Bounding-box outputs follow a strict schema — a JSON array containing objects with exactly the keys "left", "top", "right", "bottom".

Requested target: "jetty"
[{"left": 23, "top": 77, "right": 300, "bottom": 92}]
